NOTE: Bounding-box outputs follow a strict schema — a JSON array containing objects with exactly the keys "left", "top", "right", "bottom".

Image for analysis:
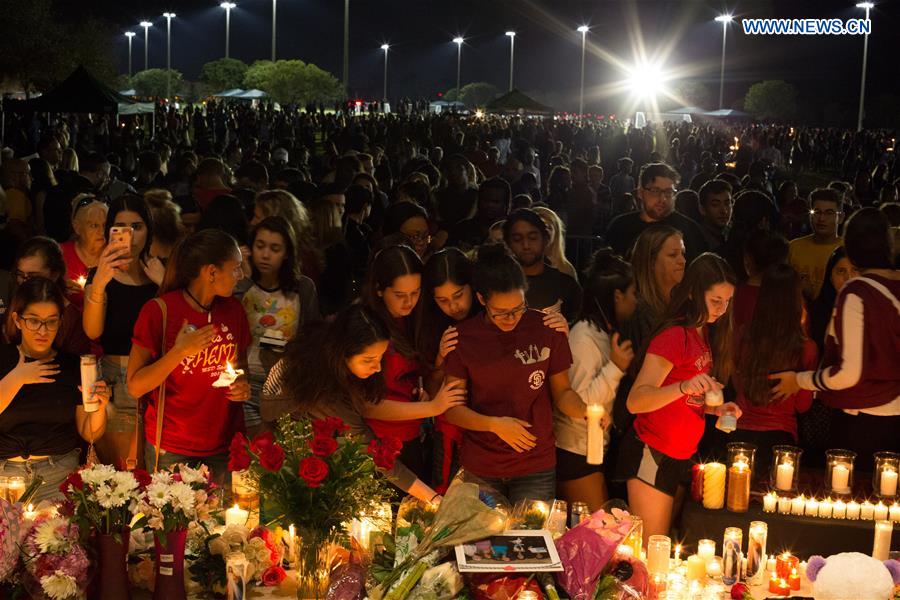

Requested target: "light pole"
[
  {"left": 125, "top": 32, "right": 136, "bottom": 77},
  {"left": 453, "top": 37, "right": 464, "bottom": 105},
  {"left": 505, "top": 31, "right": 516, "bottom": 92},
  {"left": 140, "top": 21, "right": 153, "bottom": 71},
  {"left": 856, "top": 2, "right": 874, "bottom": 131},
  {"left": 380, "top": 44, "right": 389, "bottom": 102},
  {"left": 714, "top": 14, "right": 732, "bottom": 110},
  {"left": 163, "top": 13, "right": 175, "bottom": 99},
  {"left": 271, "top": 0, "right": 278, "bottom": 61},
  {"left": 577, "top": 25, "right": 589, "bottom": 116},
  {"left": 220, "top": 2, "right": 236, "bottom": 59},
  {"left": 343, "top": 0, "right": 350, "bottom": 91}
]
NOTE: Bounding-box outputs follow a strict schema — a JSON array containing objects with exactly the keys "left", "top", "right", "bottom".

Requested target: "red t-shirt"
[
  {"left": 732, "top": 283, "right": 760, "bottom": 332},
  {"left": 132, "top": 290, "right": 250, "bottom": 456},
  {"left": 60, "top": 241, "right": 88, "bottom": 310},
  {"left": 634, "top": 326, "right": 712, "bottom": 460},
  {"left": 444, "top": 310, "right": 573, "bottom": 478},
  {"left": 366, "top": 341, "right": 422, "bottom": 442}
]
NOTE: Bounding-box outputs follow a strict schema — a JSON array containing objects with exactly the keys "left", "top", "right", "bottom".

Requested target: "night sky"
[{"left": 68, "top": 0, "right": 900, "bottom": 112}]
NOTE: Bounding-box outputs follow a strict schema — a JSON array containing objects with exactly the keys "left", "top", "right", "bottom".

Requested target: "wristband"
[{"left": 86, "top": 292, "right": 106, "bottom": 305}]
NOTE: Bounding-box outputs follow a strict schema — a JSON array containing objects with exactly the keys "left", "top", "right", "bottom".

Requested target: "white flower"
[
  {"left": 112, "top": 471, "right": 140, "bottom": 494},
  {"left": 221, "top": 525, "right": 249, "bottom": 549},
  {"left": 177, "top": 465, "right": 205, "bottom": 486},
  {"left": 40, "top": 571, "right": 78, "bottom": 600},
  {"left": 208, "top": 536, "right": 229, "bottom": 557},
  {"left": 146, "top": 482, "right": 172, "bottom": 509},
  {"left": 34, "top": 519, "right": 72, "bottom": 554},
  {"left": 169, "top": 482, "right": 196, "bottom": 515},
  {"left": 80, "top": 464, "right": 116, "bottom": 487},
  {"left": 150, "top": 471, "right": 173, "bottom": 486}
]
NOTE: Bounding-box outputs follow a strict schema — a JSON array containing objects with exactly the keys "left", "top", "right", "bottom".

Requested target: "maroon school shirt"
[
  {"left": 366, "top": 341, "right": 422, "bottom": 442},
  {"left": 443, "top": 310, "right": 572, "bottom": 478}
]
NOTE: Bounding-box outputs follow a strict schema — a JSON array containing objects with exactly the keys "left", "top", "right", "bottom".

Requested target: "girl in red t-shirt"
[
  {"left": 127, "top": 230, "right": 252, "bottom": 485},
  {"left": 617, "top": 253, "right": 741, "bottom": 542}
]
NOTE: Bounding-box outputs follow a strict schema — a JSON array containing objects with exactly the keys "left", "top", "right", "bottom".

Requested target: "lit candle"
[
  {"left": 776, "top": 461, "right": 795, "bottom": 492},
  {"left": 585, "top": 404, "right": 605, "bottom": 465},
  {"left": 23, "top": 503, "right": 37, "bottom": 521},
  {"left": 818, "top": 498, "right": 833, "bottom": 519},
  {"left": 833, "top": 499, "right": 847, "bottom": 519},
  {"left": 766, "top": 557, "right": 776, "bottom": 574},
  {"left": 789, "top": 567, "right": 801, "bottom": 591},
  {"left": 722, "top": 527, "right": 742, "bottom": 585},
  {"left": 831, "top": 463, "right": 851, "bottom": 493},
  {"left": 791, "top": 495, "right": 806, "bottom": 516},
  {"left": 763, "top": 492, "right": 778, "bottom": 513},
  {"left": 617, "top": 544, "right": 634, "bottom": 557},
  {"left": 6, "top": 477, "right": 25, "bottom": 503},
  {"left": 288, "top": 524, "right": 296, "bottom": 563},
  {"left": 213, "top": 361, "right": 245, "bottom": 388},
  {"left": 703, "top": 463, "right": 726, "bottom": 510},
  {"left": 705, "top": 558, "right": 722, "bottom": 579},
  {"left": 647, "top": 535, "right": 671, "bottom": 576},
  {"left": 778, "top": 495, "right": 792, "bottom": 514},
  {"left": 674, "top": 543, "right": 682, "bottom": 565},
  {"left": 846, "top": 500, "right": 860, "bottom": 520},
  {"left": 746, "top": 521, "right": 768, "bottom": 585},
  {"left": 776, "top": 552, "right": 799, "bottom": 579},
  {"left": 225, "top": 503, "right": 249, "bottom": 527},
  {"left": 686, "top": 554, "right": 706, "bottom": 581},
  {"left": 697, "top": 539, "right": 716, "bottom": 562},
  {"left": 872, "top": 520, "right": 892, "bottom": 561},
  {"left": 890, "top": 503, "right": 900, "bottom": 523},
  {"left": 805, "top": 497, "right": 819, "bottom": 517},
  {"left": 880, "top": 468, "right": 898, "bottom": 498},
  {"left": 76, "top": 275, "right": 87, "bottom": 288},
  {"left": 874, "top": 501, "right": 889, "bottom": 521},
  {"left": 861, "top": 501, "right": 875, "bottom": 520}
]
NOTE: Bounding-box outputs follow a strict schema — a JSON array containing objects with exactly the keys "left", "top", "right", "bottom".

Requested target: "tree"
[
  {"left": 744, "top": 80, "right": 799, "bottom": 122},
  {"left": 244, "top": 60, "right": 277, "bottom": 90},
  {"left": 200, "top": 58, "right": 248, "bottom": 91},
  {"left": 243, "top": 59, "right": 343, "bottom": 105},
  {"left": 444, "top": 82, "right": 500, "bottom": 107},
  {"left": 131, "top": 69, "right": 184, "bottom": 98}
]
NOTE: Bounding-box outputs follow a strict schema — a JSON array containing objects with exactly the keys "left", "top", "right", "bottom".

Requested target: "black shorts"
[
  {"left": 613, "top": 428, "right": 693, "bottom": 497},
  {"left": 555, "top": 447, "right": 603, "bottom": 482}
]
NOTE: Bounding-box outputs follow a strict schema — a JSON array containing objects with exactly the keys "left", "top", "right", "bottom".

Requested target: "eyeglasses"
[
  {"left": 642, "top": 186, "right": 677, "bottom": 199},
  {"left": 810, "top": 209, "right": 841, "bottom": 218},
  {"left": 403, "top": 231, "right": 432, "bottom": 244},
  {"left": 486, "top": 302, "right": 528, "bottom": 321},
  {"left": 19, "top": 316, "right": 61, "bottom": 332}
]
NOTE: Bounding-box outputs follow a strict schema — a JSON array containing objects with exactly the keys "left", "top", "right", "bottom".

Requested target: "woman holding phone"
[{"left": 82, "top": 195, "right": 158, "bottom": 467}]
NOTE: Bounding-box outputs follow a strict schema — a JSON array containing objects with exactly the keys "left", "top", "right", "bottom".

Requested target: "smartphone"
[{"left": 109, "top": 226, "right": 134, "bottom": 249}]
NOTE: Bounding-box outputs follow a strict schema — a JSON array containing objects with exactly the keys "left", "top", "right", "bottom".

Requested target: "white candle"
[
  {"left": 833, "top": 499, "right": 847, "bottom": 519},
  {"left": 818, "top": 499, "right": 833, "bottom": 519},
  {"left": 288, "top": 524, "right": 296, "bottom": 563},
  {"left": 586, "top": 404, "right": 605, "bottom": 465},
  {"left": 890, "top": 504, "right": 900, "bottom": 523},
  {"left": 861, "top": 501, "right": 875, "bottom": 520},
  {"left": 846, "top": 501, "right": 860, "bottom": 520},
  {"left": 706, "top": 558, "right": 722, "bottom": 578},
  {"left": 225, "top": 503, "right": 249, "bottom": 527},
  {"left": 831, "top": 463, "right": 851, "bottom": 493},
  {"left": 882, "top": 469, "right": 899, "bottom": 498},
  {"left": 763, "top": 492, "right": 778, "bottom": 513},
  {"left": 776, "top": 462, "right": 795, "bottom": 491},
  {"left": 778, "top": 495, "right": 792, "bottom": 514},
  {"left": 872, "top": 520, "right": 892, "bottom": 561},
  {"left": 805, "top": 497, "right": 819, "bottom": 516},
  {"left": 697, "top": 539, "right": 716, "bottom": 562},
  {"left": 23, "top": 503, "right": 36, "bottom": 522},
  {"left": 617, "top": 544, "right": 634, "bottom": 557},
  {"left": 791, "top": 495, "right": 806, "bottom": 516},
  {"left": 874, "top": 502, "right": 889, "bottom": 521},
  {"left": 766, "top": 557, "right": 776, "bottom": 574}
]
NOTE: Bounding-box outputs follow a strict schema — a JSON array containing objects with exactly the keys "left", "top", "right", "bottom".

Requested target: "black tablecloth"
[{"left": 679, "top": 501, "right": 899, "bottom": 559}]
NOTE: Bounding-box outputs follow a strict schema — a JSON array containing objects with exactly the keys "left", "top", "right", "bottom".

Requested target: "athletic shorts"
[{"left": 613, "top": 428, "right": 693, "bottom": 497}]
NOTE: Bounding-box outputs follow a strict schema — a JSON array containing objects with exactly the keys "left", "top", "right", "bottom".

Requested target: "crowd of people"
[{"left": 0, "top": 104, "right": 898, "bottom": 543}]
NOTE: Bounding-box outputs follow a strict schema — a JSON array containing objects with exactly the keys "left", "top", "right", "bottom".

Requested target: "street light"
[
  {"left": 577, "top": 25, "right": 589, "bottom": 116},
  {"left": 453, "top": 37, "right": 464, "bottom": 106},
  {"left": 714, "top": 14, "right": 733, "bottom": 110},
  {"left": 124, "top": 32, "right": 136, "bottom": 77},
  {"left": 856, "top": 2, "right": 874, "bottom": 131},
  {"left": 220, "top": 2, "right": 236, "bottom": 59},
  {"left": 163, "top": 13, "right": 175, "bottom": 99},
  {"left": 626, "top": 62, "right": 664, "bottom": 100},
  {"left": 140, "top": 21, "right": 153, "bottom": 72},
  {"left": 271, "top": 0, "right": 278, "bottom": 61},
  {"left": 380, "top": 44, "right": 389, "bottom": 102},
  {"left": 505, "top": 31, "right": 516, "bottom": 92}
]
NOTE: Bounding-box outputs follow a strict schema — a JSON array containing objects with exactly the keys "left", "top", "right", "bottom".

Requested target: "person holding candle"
[
  {"left": 127, "top": 230, "right": 251, "bottom": 484},
  {"left": 771, "top": 208, "right": 900, "bottom": 472},
  {"left": 615, "top": 253, "right": 742, "bottom": 540},
  {"left": 60, "top": 196, "right": 109, "bottom": 309},
  {"left": 555, "top": 249, "right": 635, "bottom": 511},
  {"left": 0, "top": 278, "right": 110, "bottom": 502}
]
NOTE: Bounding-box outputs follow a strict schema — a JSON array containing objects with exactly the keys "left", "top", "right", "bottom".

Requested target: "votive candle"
[
  {"left": 874, "top": 501, "right": 889, "bottom": 521},
  {"left": 776, "top": 461, "right": 795, "bottom": 492},
  {"left": 818, "top": 498, "right": 833, "bottom": 518},
  {"left": 686, "top": 554, "right": 706, "bottom": 581},
  {"left": 791, "top": 495, "right": 806, "bottom": 516},
  {"left": 763, "top": 492, "right": 778, "bottom": 513},
  {"left": 697, "top": 539, "right": 716, "bottom": 562},
  {"left": 647, "top": 535, "right": 671, "bottom": 576},
  {"left": 805, "top": 497, "right": 820, "bottom": 516},
  {"left": 833, "top": 499, "right": 847, "bottom": 519},
  {"left": 789, "top": 568, "right": 801, "bottom": 590},
  {"left": 778, "top": 495, "right": 792, "bottom": 514},
  {"left": 861, "top": 501, "right": 875, "bottom": 520},
  {"left": 846, "top": 500, "right": 861, "bottom": 519},
  {"left": 890, "top": 503, "right": 900, "bottom": 523},
  {"left": 225, "top": 503, "right": 249, "bottom": 527},
  {"left": 881, "top": 468, "right": 898, "bottom": 498}
]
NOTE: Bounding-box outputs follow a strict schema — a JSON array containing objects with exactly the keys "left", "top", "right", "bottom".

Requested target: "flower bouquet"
[
  {"left": 20, "top": 516, "right": 90, "bottom": 600},
  {"left": 189, "top": 523, "right": 287, "bottom": 595},
  {"left": 228, "top": 415, "right": 396, "bottom": 599}
]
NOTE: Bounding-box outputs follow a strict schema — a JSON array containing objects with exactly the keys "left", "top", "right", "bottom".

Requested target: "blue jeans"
[
  {"left": 0, "top": 449, "right": 81, "bottom": 504},
  {"left": 145, "top": 444, "right": 231, "bottom": 488},
  {"left": 479, "top": 469, "right": 556, "bottom": 504}
]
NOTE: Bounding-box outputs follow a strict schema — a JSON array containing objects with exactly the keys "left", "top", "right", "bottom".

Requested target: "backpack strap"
[{"left": 152, "top": 298, "right": 168, "bottom": 472}]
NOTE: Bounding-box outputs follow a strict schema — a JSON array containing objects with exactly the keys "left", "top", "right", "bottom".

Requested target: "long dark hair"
[
  {"left": 808, "top": 246, "right": 847, "bottom": 352},
  {"left": 737, "top": 264, "right": 808, "bottom": 405},
  {"left": 650, "top": 253, "right": 737, "bottom": 382},
  {"left": 275, "top": 304, "right": 388, "bottom": 414},
  {"left": 362, "top": 244, "right": 422, "bottom": 358},
  {"left": 418, "top": 248, "right": 475, "bottom": 364},
  {"left": 14, "top": 236, "right": 67, "bottom": 288},
  {"left": 106, "top": 194, "right": 154, "bottom": 261},
  {"left": 249, "top": 216, "right": 303, "bottom": 295},
  {"left": 6, "top": 277, "right": 66, "bottom": 345},
  {"left": 159, "top": 229, "right": 240, "bottom": 295},
  {"left": 576, "top": 248, "right": 634, "bottom": 334}
]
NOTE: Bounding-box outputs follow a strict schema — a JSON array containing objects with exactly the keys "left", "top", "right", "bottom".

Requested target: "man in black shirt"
[
  {"left": 605, "top": 162, "right": 707, "bottom": 261},
  {"left": 503, "top": 208, "right": 582, "bottom": 322}
]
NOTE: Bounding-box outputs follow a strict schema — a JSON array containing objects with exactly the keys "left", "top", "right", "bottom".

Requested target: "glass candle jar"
[
  {"left": 873, "top": 452, "right": 899, "bottom": 499},
  {"left": 647, "top": 535, "right": 671, "bottom": 575},
  {"left": 770, "top": 445, "right": 802, "bottom": 493},
  {"left": 726, "top": 442, "right": 757, "bottom": 513},
  {"left": 0, "top": 476, "right": 8, "bottom": 502},
  {"left": 6, "top": 476, "right": 25, "bottom": 503},
  {"left": 623, "top": 515, "right": 643, "bottom": 558},
  {"left": 826, "top": 449, "right": 856, "bottom": 496}
]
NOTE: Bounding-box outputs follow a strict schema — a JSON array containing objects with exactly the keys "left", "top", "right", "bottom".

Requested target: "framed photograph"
[{"left": 454, "top": 530, "right": 563, "bottom": 572}]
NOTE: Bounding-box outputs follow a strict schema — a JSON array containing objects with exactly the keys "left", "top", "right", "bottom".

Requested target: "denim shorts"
[
  {"left": 0, "top": 449, "right": 81, "bottom": 504},
  {"left": 478, "top": 469, "right": 556, "bottom": 504}
]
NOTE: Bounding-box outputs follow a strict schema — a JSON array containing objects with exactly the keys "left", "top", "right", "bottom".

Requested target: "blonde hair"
[
  {"left": 630, "top": 225, "right": 682, "bottom": 318},
  {"left": 532, "top": 206, "right": 577, "bottom": 279},
  {"left": 254, "top": 189, "right": 321, "bottom": 271}
]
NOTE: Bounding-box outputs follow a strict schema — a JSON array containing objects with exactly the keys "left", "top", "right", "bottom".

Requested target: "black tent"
[
  {"left": 3, "top": 66, "right": 135, "bottom": 114},
  {"left": 486, "top": 89, "right": 554, "bottom": 115}
]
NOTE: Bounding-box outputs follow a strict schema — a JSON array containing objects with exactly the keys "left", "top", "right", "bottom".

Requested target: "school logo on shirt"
[
  {"left": 528, "top": 369, "right": 546, "bottom": 390},
  {"left": 180, "top": 323, "right": 237, "bottom": 377},
  {"left": 514, "top": 345, "right": 550, "bottom": 365}
]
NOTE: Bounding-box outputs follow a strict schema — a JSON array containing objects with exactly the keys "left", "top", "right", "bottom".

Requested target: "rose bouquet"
[
  {"left": 59, "top": 464, "right": 149, "bottom": 538},
  {"left": 20, "top": 516, "right": 90, "bottom": 600},
  {"left": 189, "top": 523, "right": 287, "bottom": 594},
  {"left": 134, "top": 463, "right": 219, "bottom": 543}
]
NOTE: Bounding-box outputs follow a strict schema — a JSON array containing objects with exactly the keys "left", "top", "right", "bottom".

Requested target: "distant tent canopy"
[
  {"left": 3, "top": 66, "right": 136, "bottom": 114},
  {"left": 704, "top": 108, "right": 751, "bottom": 118},
  {"left": 670, "top": 106, "right": 705, "bottom": 114},
  {"left": 485, "top": 89, "right": 553, "bottom": 115},
  {"left": 117, "top": 102, "right": 155, "bottom": 115},
  {"left": 213, "top": 88, "right": 245, "bottom": 98}
]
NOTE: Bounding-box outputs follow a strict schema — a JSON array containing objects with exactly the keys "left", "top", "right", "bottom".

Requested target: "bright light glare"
[
  {"left": 856, "top": 2, "right": 874, "bottom": 9},
  {"left": 505, "top": 31, "right": 516, "bottom": 37},
  {"left": 577, "top": 25, "right": 590, "bottom": 33},
  {"left": 220, "top": 2, "right": 236, "bottom": 9},
  {"left": 140, "top": 21, "right": 153, "bottom": 28},
  {"left": 626, "top": 63, "right": 664, "bottom": 98},
  {"left": 715, "top": 14, "right": 733, "bottom": 23},
  {"left": 452, "top": 36, "right": 464, "bottom": 45},
  {"left": 380, "top": 44, "right": 389, "bottom": 51},
  {"left": 163, "top": 12, "right": 176, "bottom": 18},
  {"left": 125, "top": 31, "right": 136, "bottom": 38}
]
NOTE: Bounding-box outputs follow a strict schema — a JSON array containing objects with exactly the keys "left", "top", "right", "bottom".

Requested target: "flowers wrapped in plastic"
[
  {"left": 554, "top": 507, "right": 634, "bottom": 600},
  {"left": 20, "top": 516, "right": 90, "bottom": 600}
]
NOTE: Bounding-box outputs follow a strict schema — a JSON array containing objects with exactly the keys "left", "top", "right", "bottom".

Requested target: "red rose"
[
  {"left": 367, "top": 437, "right": 402, "bottom": 471},
  {"left": 730, "top": 583, "right": 755, "bottom": 600},
  {"left": 250, "top": 431, "right": 276, "bottom": 454},
  {"left": 312, "top": 416, "right": 349, "bottom": 438},
  {"left": 132, "top": 469, "right": 152, "bottom": 490},
  {"left": 59, "top": 471, "right": 84, "bottom": 494},
  {"left": 381, "top": 436, "right": 403, "bottom": 453},
  {"left": 261, "top": 565, "right": 287, "bottom": 586},
  {"left": 229, "top": 433, "right": 252, "bottom": 471},
  {"left": 324, "top": 416, "right": 349, "bottom": 434},
  {"left": 309, "top": 436, "right": 338, "bottom": 457},
  {"left": 258, "top": 443, "right": 286, "bottom": 472},
  {"left": 299, "top": 456, "right": 329, "bottom": 488}
]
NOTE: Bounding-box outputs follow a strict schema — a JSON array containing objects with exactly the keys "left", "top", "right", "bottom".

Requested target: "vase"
[
  {"left": 153, "top": 528, "right": 188, "bottom": 600},
  {"left": 93, "top": 528, "right": 131, "bottom": 600},
  {"left": 295, "top": 531, "right": 333, "bottom": 600}
]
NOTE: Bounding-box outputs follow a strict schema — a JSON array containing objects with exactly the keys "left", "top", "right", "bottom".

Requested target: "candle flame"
[
  {"left": 225, "top": 361, "right": 236, "bottom": 376},
  {"left": 26, "top": 503, "right": 33, "bottom": 512},
  {"left": 76, "top": 275, "right": 87, "bottom": 288}
]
